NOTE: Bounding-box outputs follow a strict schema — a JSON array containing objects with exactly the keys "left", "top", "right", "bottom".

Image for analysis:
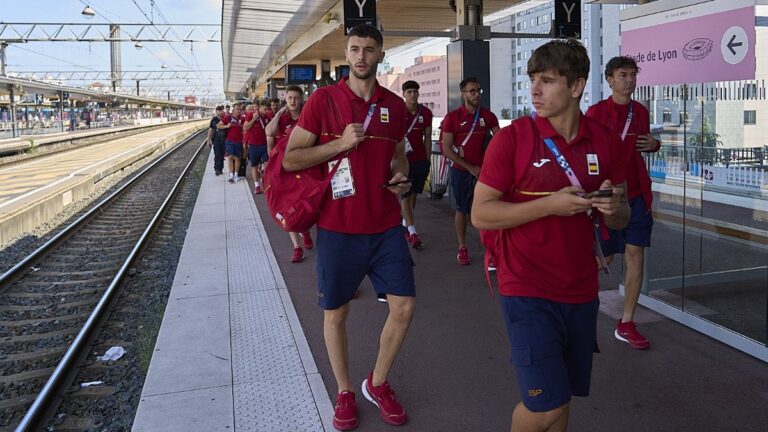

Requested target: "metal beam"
[{"left": 0, "top": 23, "right": 221, "bottom": 43}]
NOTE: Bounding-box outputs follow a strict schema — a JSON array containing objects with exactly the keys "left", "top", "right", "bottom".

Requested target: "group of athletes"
[{"left": 207, "top": 24, "right": 660, "bottom": 432}]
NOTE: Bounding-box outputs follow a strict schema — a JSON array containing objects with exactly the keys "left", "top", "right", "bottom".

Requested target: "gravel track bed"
[
  {"left": 46, "top": 146, "right": 208, "bottom": 432},
  {"left": 0, "top": 134, "right": 207, "bottom": 429}
]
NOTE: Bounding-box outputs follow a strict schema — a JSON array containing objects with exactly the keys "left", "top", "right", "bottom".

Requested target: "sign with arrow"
[{"left": 620, "top": 0, "right": 755, "bottom": 86}]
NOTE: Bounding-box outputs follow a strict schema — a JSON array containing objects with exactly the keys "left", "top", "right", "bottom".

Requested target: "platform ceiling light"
[
  {"left": 82, "top": 5, "right": 96, "bottom": 18},
  {"left": 161, "top": 64, "right": 168, "bottom": 69},
  {"left": 134, "top": 41, "right": 143, "bottom": 49}
]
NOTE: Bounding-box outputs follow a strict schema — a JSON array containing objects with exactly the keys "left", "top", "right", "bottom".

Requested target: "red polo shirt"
[
  {"left": 479, "top": 115, "right": 626, "bottom": 303},
  {"left": 442, "top": 105, "right": 498, "bottom": 171},
  {"left": 244, "top": 112, "right": 267, "bottom": 146},
  {"left": 405, "top": 104, "right": 433, "bottom": 163},
  {"left": 297, "top": 77, "right": 408, "bottom": 234},
  {"left": 586, "top": 98, "right": 659, "bottom": 211},
  {"left": 222, "top": 114, "right": 244, "bottom": 143},
  {"left": 277, "top": 113, "right": 299, "bottom": 138}
]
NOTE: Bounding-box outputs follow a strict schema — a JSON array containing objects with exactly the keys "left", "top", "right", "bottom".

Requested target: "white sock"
[
  {"left": 402, "top": 218, "right": 406, "bottom": 227},
  {"left": 255, "top": 181, "right": 260, "bottom": 187},
  {"left": 229, "top": 172, "right": 234, "bottom": 178},
  {"left": 407, "top": 225, "right": 417, "bottom": 235}
]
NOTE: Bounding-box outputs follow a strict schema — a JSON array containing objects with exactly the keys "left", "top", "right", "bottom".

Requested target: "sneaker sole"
[
  {"left": 361, "top": 379, "right": 406, "bottom": 426},
  {"left": 332, "top": 417, "right": 358, "bottom": 431},
  {"left": 614, "top": 330, "right": 650, "bottom": 350}
]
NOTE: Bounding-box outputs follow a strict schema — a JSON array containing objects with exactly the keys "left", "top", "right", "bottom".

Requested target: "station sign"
[
  {"left": 62, "top": 91, "right": 69, "bottom": 100},
  {"left": 35, "top": 94, "right": 44, "bottom": 105},
  {"left": 621, "top": 0, "right": 755, "bottom": 86},
  {"left": 343, "top": 0, "right": 377, "bottom": 35},
  {"left": 553, "top": 0, "right": 581, "bottom": 38}
]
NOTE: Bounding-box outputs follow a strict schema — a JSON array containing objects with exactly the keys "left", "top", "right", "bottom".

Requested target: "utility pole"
[{"left": 0, "top": 42, "right": 7, "bottom": 76}]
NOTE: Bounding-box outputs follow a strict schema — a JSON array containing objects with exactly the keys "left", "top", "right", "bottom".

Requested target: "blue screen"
[{"left": 288, "top": 65, "right": 316, "bottom": 83}]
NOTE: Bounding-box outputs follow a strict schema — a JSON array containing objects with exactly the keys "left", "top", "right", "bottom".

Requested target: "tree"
[
  {"left": 500, "top": 108, "right": 511, "bottom": 120},
  {"left": 687, "top": 113, "right": 722, "bottom": 165}
]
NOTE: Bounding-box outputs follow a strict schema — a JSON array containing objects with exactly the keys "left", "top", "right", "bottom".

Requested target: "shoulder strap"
[{"left": 321, "top": 85, "right": 354, "bottom": 134}]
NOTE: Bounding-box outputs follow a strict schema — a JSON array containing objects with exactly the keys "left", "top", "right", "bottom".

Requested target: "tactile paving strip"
[
  {"left": 234, "top": 375, "right": 323, "bottom": 432},
  {"left": 227, "top": 218, "right": 278, "bottom": 293},
  {"left": 230, "top": 289, "right": 304, "bottom": 384}
]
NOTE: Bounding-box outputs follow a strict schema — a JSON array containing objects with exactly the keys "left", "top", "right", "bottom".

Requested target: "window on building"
[
  {"left": 679, "top": 111, "right": 688, "bottom": 124},
  {"left": 584, "top": 20, "right": 589, "bottom": 30},
  {"left": 517, "top": 52, "right": 522, "bottom": 60},
  {"left": 543, "top": 15, "right": 548, "bottom": 24},
  {"left": 662, "top": 110, "right": 672, "bottom": 123},
  {"left": 744, "top": 110, "right": 757, "bottom": 125},
  {"left": 517, "top": 66, "right": 522, "bottom": 75},
  {"left": 516, "top": 23, "right": 521, "bottom": 31}
]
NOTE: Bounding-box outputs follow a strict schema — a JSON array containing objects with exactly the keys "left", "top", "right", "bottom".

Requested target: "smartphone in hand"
[{"left": 584, "top": 189, "right": 614, "bottom": 199}]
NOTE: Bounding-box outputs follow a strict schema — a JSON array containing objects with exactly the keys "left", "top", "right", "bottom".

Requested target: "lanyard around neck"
[
  {"left": 543, "top": 137, "right": 582, "bottom": 190},
  {"left": 362, "top": 103, "right": 377, "bottom": 134},
  {"left": 458, "top": 107, "right": 481, "bottom": 148},
  {"left": 406, "top": 105, "right": 422, "bottom": 135},
  {"left": 620, "top": 101, "right": 634, "bottom": 141}
]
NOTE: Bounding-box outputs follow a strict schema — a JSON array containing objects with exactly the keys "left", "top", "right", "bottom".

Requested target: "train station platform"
[{"left": 134, "top": 150, "right": 768, "bottom": 431}]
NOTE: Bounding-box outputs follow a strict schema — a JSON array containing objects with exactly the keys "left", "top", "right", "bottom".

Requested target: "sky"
[{"left": 3, "top": 0, "right": 223, "bottom": 102}]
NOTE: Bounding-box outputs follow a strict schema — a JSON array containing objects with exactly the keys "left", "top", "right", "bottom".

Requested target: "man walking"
[
  {"left": 217, "top": 102, "right": 245, "bottom": 183},
  {"left": 441, "top": 77, "right": 499, "bottom": 265},
  {"left": 400, "top": 80, "right": 433, "bottom": 249},
  {"left": 206, "top": 105, "right": 226, "bottom": 175},
  {"left": 244, "top": 100, "right": 270, "bottom": 194},
  {"left": 284, "top": 24, "right": 415, "bottom": 431},
  {"left": 472, "top": 39, "right": 630, "bottom": 432},
  {"left": 586, "top": 56, "right": 661, "bottom": 350},
  {"left": 265, "top": 85, "right": 313, "bottom": 262}
]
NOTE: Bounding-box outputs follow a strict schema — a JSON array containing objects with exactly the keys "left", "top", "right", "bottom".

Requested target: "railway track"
[{"left": 0, "top": 129, "right": 207, "bottom": 430}]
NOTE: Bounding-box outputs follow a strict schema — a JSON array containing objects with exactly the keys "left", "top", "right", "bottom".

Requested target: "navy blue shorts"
[
  {"left": 225, "top": 140, "right": 243, "bottom": 158},
  {"left": 449, "top": 167, "right": 475, "bottom": 214},
  {"left": 402, "top": 160, "right": 431, "bottom": 198},
  {"left": 600, "top": 196, "right": 653, "bottom": 256},
  {"left": 316, "top": 226, "right": 415, "bottom": 310},
  {"left": 248, "top": 144, "right": 269, "bottom": 166},
  {"left": 500, "top": 296, "right": 599, "bottom": 413}
]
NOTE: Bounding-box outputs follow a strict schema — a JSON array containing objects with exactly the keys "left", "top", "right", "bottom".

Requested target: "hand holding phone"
[
  {"left": 584, "top": 189, "right": 614, "bottom": 199},
  {"left": 380, "top": 179, "right": 413, "bottom": 188}
]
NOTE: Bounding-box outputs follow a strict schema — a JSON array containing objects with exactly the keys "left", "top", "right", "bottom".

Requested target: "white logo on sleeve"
[{"left": 532, "top": 158, "right": 551, "bottom": 168}]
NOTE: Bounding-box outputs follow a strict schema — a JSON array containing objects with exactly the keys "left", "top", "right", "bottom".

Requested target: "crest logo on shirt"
[
  {"left": 587, "top": 154, "right": 600, "bottom": 175},
  {"left": 380, "top": 107, "right": 389, "bottom": 123},
  {"left": 479, "top": 118, "right": 486, "bottom": 127},
  {"left": 532, "top": 158, "right": 551, "bottom": 168}
]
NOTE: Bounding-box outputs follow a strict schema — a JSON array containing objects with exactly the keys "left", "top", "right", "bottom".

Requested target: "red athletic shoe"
[
  {"left": 333, "top": 390, "right": 358, "bottom": 431},
  {"left": 290, "top": 247, "right": 304, "bottom": 263},
  {"left": 409, "top": 233, "right": 423, "bottom": 249},
  {"left": 253, "top": 185, "right": 262, "bottom": 194},
  {"left": 300, "top": 231, "right": 313, "bottom": 249},
  {"left": 615, "top": 320, "right": 650, "bottom": 350},
  {"left": 362, "top": 371, "right": 407, "bottom": 426},
  {"left": 457, "top": 247, "right": 471, "bottom": 265}
]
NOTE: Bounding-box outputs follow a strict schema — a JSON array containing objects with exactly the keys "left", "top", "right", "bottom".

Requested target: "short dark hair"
[
  {"left": 259, "top": 99, "right": 271, "bottom": 107},
  {"left": 285, "top": 85, "right": 303, "bottom": 95},
  {"left": 402, "top": 80, "right": 420, "bottom": 92},
  {"left": 215, "top": 105, "right": 223, "bottom": 111},
  {"left": 270, "top": 98, "right": 279, "bottom": 104},
  {"left": 527, "top": 38, "right": 589, "bottom": 87},
  {"left": 605, "top": 56, "right": 640, "bottom": 80},
  {"left": 459, "top": 77, "right": 480, "bottom": 91},
  {"left": 347, "top": 24, "right": 383, "bottom": 47}
]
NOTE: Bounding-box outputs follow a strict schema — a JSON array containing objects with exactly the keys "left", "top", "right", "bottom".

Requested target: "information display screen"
[{"left": 286, "top": 64, "right": 316, "bottom": 84}]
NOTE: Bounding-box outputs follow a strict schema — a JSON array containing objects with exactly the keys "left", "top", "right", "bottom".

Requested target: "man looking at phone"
[
  {"left": 284, "top": 24, "right": 414, "bottom": 431},
  {"left": 586, "top": 56, "right": 661, "bottom": 350},
  {"left": 472, "top": 39, "right": 629, "bottom": 432}
]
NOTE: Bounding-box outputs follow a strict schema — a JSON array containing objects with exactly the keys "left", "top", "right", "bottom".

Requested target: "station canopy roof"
[{"left": 222, "top": 0, "right": 527, "bottom": 96}]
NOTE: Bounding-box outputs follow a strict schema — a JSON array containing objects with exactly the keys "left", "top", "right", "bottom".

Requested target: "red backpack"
[{"left": 263, "top": 86, "right": 352, "bottom": 232}]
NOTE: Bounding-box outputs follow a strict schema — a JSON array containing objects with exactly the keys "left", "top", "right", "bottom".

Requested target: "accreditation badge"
[
  {"left": 404, "top": 137, "right": 413, "bottom": 154},
  {"left": 587, "top": 153, "right": 600, "bottom": 175},
  {"left": 479, "top": 117, "right": 486, "bottom": 127},
  {"left": 329, "top": 157, "right": 356, "bottom": 199}
]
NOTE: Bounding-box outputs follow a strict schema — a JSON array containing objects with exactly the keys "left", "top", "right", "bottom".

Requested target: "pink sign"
[{"left": 621, "top": 6, "right": 755, "bottom": 86}]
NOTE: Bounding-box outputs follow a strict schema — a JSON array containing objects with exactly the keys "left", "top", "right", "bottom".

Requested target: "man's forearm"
[{"left": 283, "top": 139, "right": 347, "bottom": 172}]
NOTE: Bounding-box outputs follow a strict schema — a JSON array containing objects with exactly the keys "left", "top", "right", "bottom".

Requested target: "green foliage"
[
  {"left": 500, "top": 108, "right": 511, "bottom": 120},
  {"left": 687, "top": 114, "right": 722, "bottom": 148}
]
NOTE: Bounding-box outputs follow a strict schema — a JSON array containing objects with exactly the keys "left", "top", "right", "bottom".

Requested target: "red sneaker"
[
  {"left": 333, "top": 390, "right": 358, "bottom": 431},
  {"left": 409, "top": 233, "right": 423, "bottom": 249},
  {"left": 457, "top": 247, "right": 471, "bottom": 265},
  {"left": 290, "top": 247, "right": 304, "bottom": 263},
  {"left": 300, "top": 231, "right": 313, "bottom": 249},
  {"left": 615, "top": 320, "right": 650, "bottom": 350},
  {"left": 362, "top": 371, "right": 407, "bottom": 426},
  {"left": 253, "top": 185, "right": 262, "bottom": 194}
]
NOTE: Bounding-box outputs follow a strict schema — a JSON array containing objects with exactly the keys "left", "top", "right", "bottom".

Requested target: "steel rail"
[
  {"left": 13, "top": 130, "right": 207, "bottom": 431},
  {"left": 0, "top": 127, "right": 204, "bottom": 288}
]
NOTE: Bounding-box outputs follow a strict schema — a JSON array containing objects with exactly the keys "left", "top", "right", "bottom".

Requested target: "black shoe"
[
  {"left": 215, "top": 170, "right": 222, "bottom": 176},
  {"left": 377, "top": 293, "right": 388, "bottom": 303}
]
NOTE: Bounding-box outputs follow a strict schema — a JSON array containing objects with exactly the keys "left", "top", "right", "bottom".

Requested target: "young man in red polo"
[
  {"left": 472, "top": 39, "right": 630, "bottom": 432},
  {"left": 400, "top": 80, "right": 433, "bottom": 249},
  {"left": 441, "top": 77, "right": 499, "bottom": 266},
  {"left": 265, "top": 85, "right": 313, "bottom": 262},
  {"left": 217, "top": 102, "right": 245, "bottom": 183},
  {"left": 284, "top": 24, "right": 415, "bottom": 431},
  {"left": 244, "top": 100, "right": 270, "bottom": 194},
  {"left": 586, "top": 56, "right": 661, "bottom": 350}
]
